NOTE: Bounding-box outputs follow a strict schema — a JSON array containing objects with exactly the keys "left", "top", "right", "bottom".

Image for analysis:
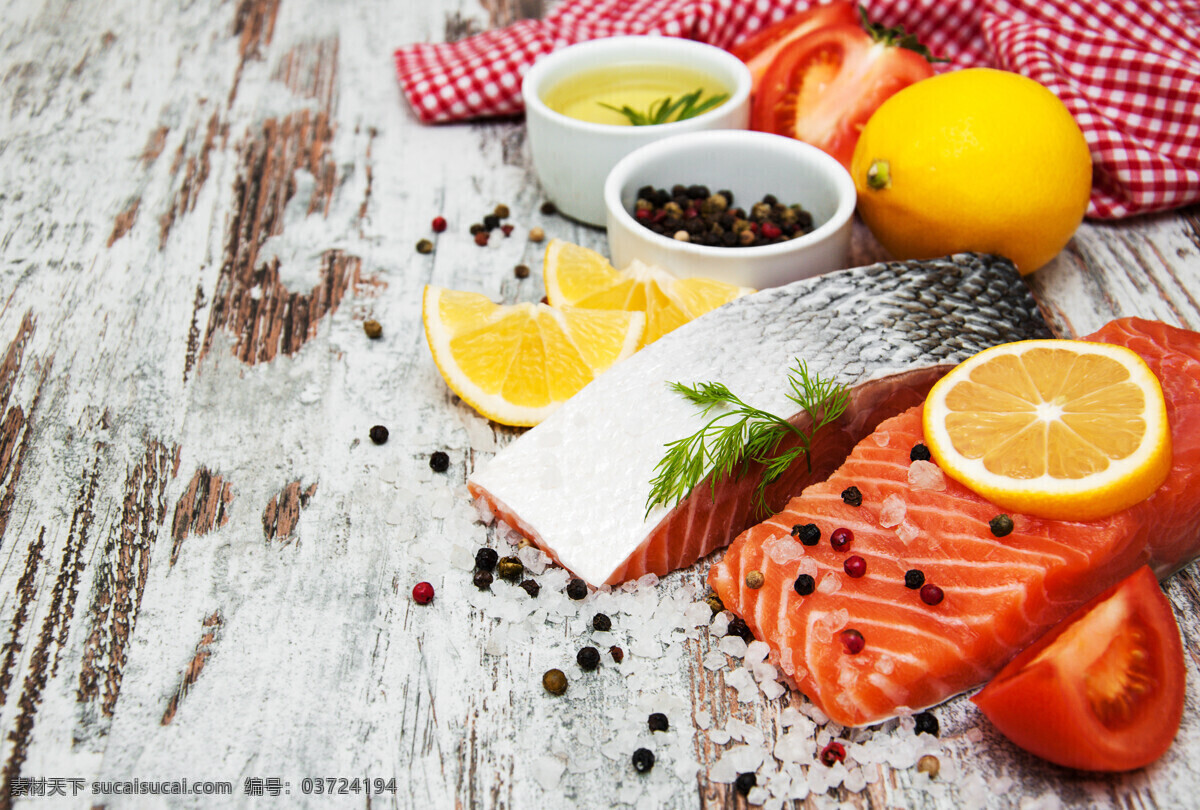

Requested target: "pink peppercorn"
[
  {"left": 412, "top": 582, "right": 434, "bottom": 604},
  {"left": 840, "top": 628, "right": 864, "bottom": 655},
  {"left": 501, "top": 224, "right": 514, "bottom": 237},
  {"left": 844, "top": 555, "right": 866, "bottom": 578},
  {"left": 921, "top": 583, "right": 945, "bottom": 605},
  {"left": 431, "top": 216, "right": 447, "bottom": 233},
  {"left": 830, "top": 527, "right": 853, "bottom": 551},
  {"left": 761, "top": 222, "right": 782, "bottom": 239},
  {"left": 820, "top": 741, "right": 846, "bottom": 766},
  {"left": 474, "top": 231, "right": 489, "bottom": 246}
]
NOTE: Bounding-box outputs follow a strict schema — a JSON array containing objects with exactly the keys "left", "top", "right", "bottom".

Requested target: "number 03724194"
[{"left": 300, "top": 778, "right": 396, "bottom": 795}]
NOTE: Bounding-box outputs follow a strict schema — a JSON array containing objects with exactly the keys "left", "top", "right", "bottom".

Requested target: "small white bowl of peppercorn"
[{"left": 604, "top": 130, "right": 857, "bottom": 289}]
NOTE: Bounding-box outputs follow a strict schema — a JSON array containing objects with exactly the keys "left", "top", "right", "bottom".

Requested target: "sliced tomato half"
[
  {"left": 730, "top": 1, "right": 858, "bottom": 86},
  {"left": 972, "top": 566, "right": 1185, "bottom": 772},
  {"left": 750, "top": 22, "right": 934, "bottom": 168}
]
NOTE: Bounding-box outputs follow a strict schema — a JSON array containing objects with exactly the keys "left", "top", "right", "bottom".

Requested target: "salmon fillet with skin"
[{"left": 708, "top": 318, "right": 1200, "bottom": 727}]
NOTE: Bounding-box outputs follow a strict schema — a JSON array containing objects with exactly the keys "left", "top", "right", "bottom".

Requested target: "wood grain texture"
[{"left": 0, "top": 0, "right": 1197, "bottom": 807}]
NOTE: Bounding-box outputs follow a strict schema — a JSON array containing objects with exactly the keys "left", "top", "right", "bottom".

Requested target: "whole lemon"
[{"left": 850, "top": 68, "right": 1092, "bottom": 275}]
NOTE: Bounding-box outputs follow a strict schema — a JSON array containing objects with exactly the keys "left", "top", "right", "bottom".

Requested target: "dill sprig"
[
  {"left": 599, "top": 88, "right": 729, "bottom": 126},
  {"left": 646, "top": 361, "right": 850, "bottom": 517}
]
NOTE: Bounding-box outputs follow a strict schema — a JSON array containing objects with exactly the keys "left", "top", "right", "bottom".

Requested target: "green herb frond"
[{"left": 599, "top": 88, "right": 730, "bottom": 127}]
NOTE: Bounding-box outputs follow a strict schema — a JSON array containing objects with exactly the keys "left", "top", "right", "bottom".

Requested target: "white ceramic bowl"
[
  {"left": 522, "top": 36, "right": 751, "bottom": 227},
  {"left": 604, "top": 130, "right": 858, "bottom": 289}
]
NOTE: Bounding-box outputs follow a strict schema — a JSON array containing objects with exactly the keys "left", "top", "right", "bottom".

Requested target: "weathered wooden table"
[{"left": 1, "top": 1, "right": 1198, "bottom": 808}]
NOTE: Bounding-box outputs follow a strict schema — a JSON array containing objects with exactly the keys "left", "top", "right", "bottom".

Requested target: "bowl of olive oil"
[{"left": 522, "top": 37, "right": 751, "bottom": 226}]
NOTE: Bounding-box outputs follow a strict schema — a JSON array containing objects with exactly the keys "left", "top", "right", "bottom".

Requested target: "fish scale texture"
[
  {"left": 469, "top": 254, "right": 1051, "bottom": 586},
  {"left": 709, "top": 317, "right": 1200, "bottom": 727}
]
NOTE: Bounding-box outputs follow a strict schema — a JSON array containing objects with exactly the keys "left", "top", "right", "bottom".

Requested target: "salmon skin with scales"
[
  {"left": 468, "top": 253, "right": 1050, "bottom": 587},
  {"left": 708, "top": 318, "right": 1200, "bottom": 727}
]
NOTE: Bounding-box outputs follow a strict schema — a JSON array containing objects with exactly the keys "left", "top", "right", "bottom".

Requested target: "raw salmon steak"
[
  {"left": 469, "top": 254, "right": 1050, "bottom": 586},
  {"left": 708, "top": 318, "right": 1200, "bottom": 727}
]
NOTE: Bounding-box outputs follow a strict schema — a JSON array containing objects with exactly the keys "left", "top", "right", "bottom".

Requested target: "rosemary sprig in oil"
[{"left": 599, "top": 88, "right": 729, "bottom": 126}]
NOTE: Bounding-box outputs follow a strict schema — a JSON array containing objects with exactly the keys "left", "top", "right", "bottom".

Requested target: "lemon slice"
[
  {"left": 423, "top": 286, "right": 645, "bottom": 427},
  {"left": 922, "top": 340, "right": 1171, "bottom": 520},
  {"left": 542, "top": 239, "right": 754, "bottom": 347}
]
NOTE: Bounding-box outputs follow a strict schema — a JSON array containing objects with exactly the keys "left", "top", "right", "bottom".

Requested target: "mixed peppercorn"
[{"left": 631, "top": 185, "right": 814, "bottom": 247}]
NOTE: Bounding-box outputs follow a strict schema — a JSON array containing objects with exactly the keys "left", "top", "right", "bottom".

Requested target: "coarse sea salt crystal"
[
  {"left": 844, "top": 767, "right": 867, "bottom": 793},
  {"left": 703, "top": 651, "right": 726, "bottom": 671},
  {"left": 796, "top": 557, "right": 818, "bottom": 578},
  {"left": 711, "top": 612, "right": 730, "bottom": 637},
  {"left": 779, "top": 707, "right": 802, "bottom": 728},
  {"left": 517, "top": 545, "right": 549, "bottom": 575},
  {"left": 747, "top": 786, "right": 769, "bottom": 805},
  {"left": 816, "top": 573, "right": 841, "bottom": 594},
  {"left": 752, "top": 662, "right": 777, "bottom": 683},
  {"left": 745, "top": 640, "right": 770, "bottom": 665},
  {"left": 896, "top": 519, "right": 920, "bottom": 545},
  {"left": 684, "top": 601, "right": 711, "bottom": 627},
  {"left": 472, "top": 496, "right": 495, "bottom": 524},
  {"left": 872, "top": 431, "right": 890, "bottom": 447},
  {"left": 760, "top": 680, "right": 786, "bottom": 700},
  {"left": 694, "top": 709, "right": 712, "bottom": 729},
  {"left": 908, "top": 460, "right": 946, "bottom": 491},
  {"left": 719, "top": 635, "right": 749, "bottom": 658},
  {"left": 765, "top": 535, "right": 804, "bottom": 565},
  {"left": 879, "top": 494, "right": 906, "bottom": 527},
  {"left": 709, "top": 729, "right": 732, "bottom": 746},
  {"left": 450, "top": 544, "right": 475, "bottom": 571}
]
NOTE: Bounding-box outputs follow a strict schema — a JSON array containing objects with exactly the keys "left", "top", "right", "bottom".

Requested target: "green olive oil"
[{"left": 542, "top": 63, "right": 730, "bottom": 126}]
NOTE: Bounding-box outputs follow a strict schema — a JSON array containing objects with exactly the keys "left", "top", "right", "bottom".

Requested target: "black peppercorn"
[
  {"left": 792, "top": 523, "right": 820, "bottom": 546},
  {"left": 416, "top": 238, "right": 433, "bottom": 254},
  {"left": 540, "top": 201, "right": 557, "bottom": 215},
  {"left": 566, "top": 577, "right": 588, "bottom": 600},
  {"left": 483, "top": 214, "right": 501, "bottom": 231},
  {"left": 632, "top": 748, "right": 655, "bottom": 774},
  {"left": 648, "top": 712, "right": 669, "bottom": 732},
  {"left": 576, "top": 646, "right": 601, "bottom": 670},
  {"left": 727, "top": 617, "right": 753, "bottom": 642},
  {"left": 794, "top": 574, "right": 815, "bottom": 596},
  {"left": 914, "top": 711, "right": 940, "bottom": 736},
  {"left": 496, "top": 556, "right": 524, "bottom": 581},
  {"left": 910, "top": 443, "right": 932, "bottom": 462},
  {"left": 369, "top": 425, "right": 389, "bottom": 445},
  {"left": 519, "top": 579, "right": 541, "bottom": 598},
  {"left": 904, "top": 569, "right": 926, "bottom": 589},
  {"left": 514, "top": 264, "right": 530, "bottom": 279},
  {"left": 841, "top": 486, "right": 863, "bottom": 506},
  {"left": 429, "top": 451, "right": 450, "bottom": 472},
  {"left": 473, "top": 569, "right": 493, "bottom": 590},
  {"left": 475, "top": 547, "right": 498, "bottom": 571},
  {"left": 734, "top": 772, "right": 757, "bottom": 795},
  {"left": 990, "top": 514, "right": 1015, "bottom": 537},
  {"left": 592, "top": 613, "right": 612, "bottom": 632}
]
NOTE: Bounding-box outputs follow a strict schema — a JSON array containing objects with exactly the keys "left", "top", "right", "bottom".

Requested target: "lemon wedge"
[
  {"left": 542, "top": 239, "right": 753, "bottom": 347},
  {"left": 423, "top": 286, "right": 644, "bottom": 427},
  {"left": 923, "top": 340, "right": 1171, "bottom": 520}
]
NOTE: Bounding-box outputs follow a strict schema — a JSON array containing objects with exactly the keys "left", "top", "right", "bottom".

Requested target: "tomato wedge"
[
  {"left": 730, "top": 1, "right": 858, "bottom": 86},
  {"left": 748, "top": 11, "right": 936, "bottom": 168},
  {"left": 972, "top": 567, "right": 1185, "bottom": 772}
]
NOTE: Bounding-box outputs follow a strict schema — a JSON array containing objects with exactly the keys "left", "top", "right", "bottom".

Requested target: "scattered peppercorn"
[
  {"left": 416, "top": 238, "right": 433, "bottom": 254},
  {"left": 830, "top": 527, "right": 853, "bottom": 551},
  {"left": 475, "top": 547, "right": 499, "bottom": 571},
  {"left": 904, "top": 569, "right": 926, "bottom": 589},
  {"left": 528, "top": 226, "right": 545, "bottom": 242},
  {"left": 496, "top": 556, "right": 524, "bottom": 581},
  {"left": 543, "top": 668, "right": 568, "bottom": 695},
  {"left": 792, "top": 523, "right": 820, "bottom": 546},
  {"left": 841, "top": 486, "right": 863, "bottom": 506},
  {"left": 632, "top": 748, "right": 655, "bottom": 774},
  {"left": 469, "top": 223, "right": 485, "bottom": 235},
  {"left": 794, "top": 574, "right": 815, "bottom": 596},
  {"left": 431, "top": 215, "right": 447, "bottom": 233},
  {"left": 494, "top": 204, "right": 510, "bottom": 219},
  {"left": 990, "top": 514, "right": 1015, "bottom": 537},
  {"left": 514, "top": 264, "right": 530, "bottom": 279},
  {"left": 474, "top": 231, "right": 489, "bottom": 246},
  {"left": 483, "top": 214, "right": 501, "bottom": 231},
  {"left": 705, "top": 593, "right": 724, "bottom": 614},
  {"left": 910, "top": 443, "right": 932, "bottom": 462},
  {"left": 648, "top": 712, "right": 669, "bottom": 732},
  {"left": 820, "top": 741, "right": 846, "bottom": 766},
  {"left": 631, "top": 184, "right": 813, "bottom": 247},
  {"left": 840, "top": 628, "right": 865, "bottom": 655},
  {"left": 540, "top": 201, "right": 557, "bottom": 216},
  {"left": 734, "top": 772, "right": 757, "bottom": 795},
  {"left": 369, "top": 425, "right": 389, "bottom": 445},
  {"left": 914, "top": 712, "right": 940, "bottom": 736},
  {"left": 519, "top": 579, "right": 541, "bottom": 598},
  {"left": 609, "top": 645, "right": 624, "bottom": 663},
  {"left": 412, "top": 581, "right": 434, "bottom": 604},
  {"left": 844, "top": 555, "right": 867, "bottom": 578},
  {"left": 363, "top": 319, "right": 383, "bottom": 339},
  {"left": 501, "top": 224, "right": 514, "bottom": 237},
  {"left": 473, "top": 569, "right": 493, "bottom": 590},
  {"left": 727, "top": 617, "right": 753, "bottom": 642},
  {"left": 429, "top": 450, "right": 450, "bottom": 472},
  {"left": 917, "top": 754, "right": 940, "bottom": 778},
  {"left": 592, "top": 613, "right": 612, "bottom": 632},
  {"left": 577, "top": 646, "right": 601, "bottom": 670},
  {"left": 745, "top": 570, "right": 765, "bottom": 589},
  {"left": 566, "top": 577, "right": 588, "bottom": 600},
  {"left": 920, "top": 583, "right": 945, "bottom": 605}
]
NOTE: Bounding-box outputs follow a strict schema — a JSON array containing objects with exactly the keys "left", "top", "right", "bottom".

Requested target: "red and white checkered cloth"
[{"left": 395, "top": 0, "right": 1200, "bottom": 219}]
